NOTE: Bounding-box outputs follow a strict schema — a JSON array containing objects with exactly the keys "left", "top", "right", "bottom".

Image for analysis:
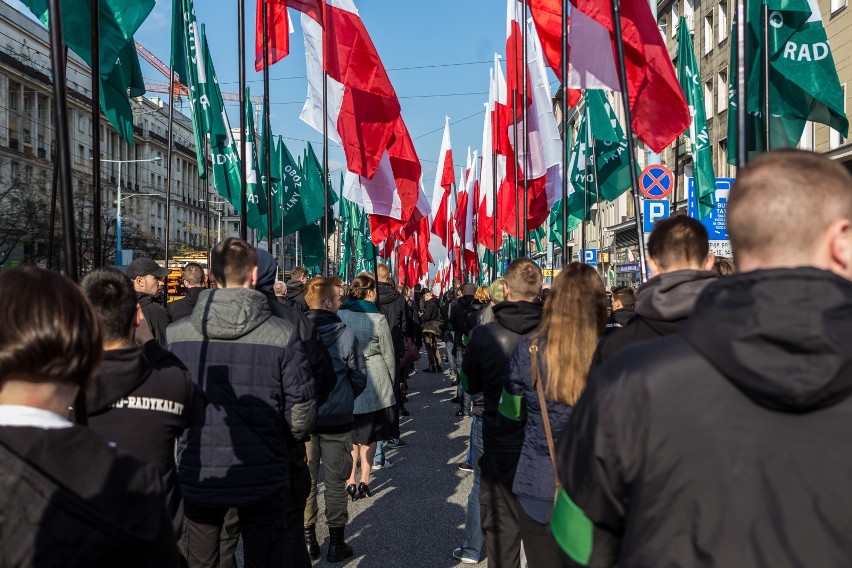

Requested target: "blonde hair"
[
  {"left": 474, "top": 286, "right": 490, "bottom": 303},
  {"left": 532, "top": 263, "right": 606, "bottom": 406}
]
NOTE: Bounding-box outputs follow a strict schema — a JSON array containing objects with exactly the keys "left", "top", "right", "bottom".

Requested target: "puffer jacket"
[
  {"left": 501, "top": 337, "right": 574, "bottom": 504},
  {"left": 338, "top": 300, "right": 397, "bottom": 415},
  {"left": 307, "top": 309, "right": 368, "bottom": 433},
  {"left": 167, "top": 288, "right": 316, "bottom": 507}
]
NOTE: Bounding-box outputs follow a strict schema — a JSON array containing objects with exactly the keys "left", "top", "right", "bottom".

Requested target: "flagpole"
[
  {"left": 610, "top": 0, "right": 648, "bottom": 283},
  {"left": 560, "top": 1, "right": 569, "bottom": 270},
  {"left": 164, "top": 65, "right": 175, "bottom": 301},
  {"left": 322, "top": 70, "right": 329, "bottom": 276},
  {"left": 263, "top": 2, "right": 273, "bottom": 253},
  {"left": 91, "top": 0, "right": 102, "bottom": 268},
  {"left": 762, "top": 1, "right": 770, "bottom": 150},
  {"left": 521, "top": 0, "right": 529, "bottom": 259},
  {"left": 238, "top": 0, "right": 248, "bottom": 240},
  {"left": 512, "top": 93, "right": 520, "bottom": 257},
  {"left": 492, "top": 148, "right": 498, "bottom": 280},
  {"left": 735, "top": 0, "right": 748, "bottom": 168},
  {"left": 47, "top": 45, "right": 67, "bottom": 272},
  {"left": 205, "top": 134, "right": 211, "bottom": 264}
]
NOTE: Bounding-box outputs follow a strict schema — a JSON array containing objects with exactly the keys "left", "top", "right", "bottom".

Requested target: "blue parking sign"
[
  {"left": 643, "top": 199, "right": 670, "bottom": 233},
  {"left": 579, "top": 249, "right": 598, "bottom": 266}
]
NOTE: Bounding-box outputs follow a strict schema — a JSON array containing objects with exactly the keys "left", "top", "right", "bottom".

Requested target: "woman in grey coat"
[{"left": 337, "top": 274, "right": 396, "bottom": 500}]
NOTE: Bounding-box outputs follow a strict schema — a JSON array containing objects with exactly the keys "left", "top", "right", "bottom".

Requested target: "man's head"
[
  {"left": 646, "top": 215, "right": 714, "bottom": 275},
  {"left": 729, "top": 150, "right": 852, "bottom": 278},
  {"left": 274, "top": 281, "right": 287, "bottom": 297},
  {"left": 290, "top": 266, "right": 308, "bottom": 283},
  {"left": 461, "top": 282, "right": 477, "bottom": 297},
  {"left": 414, "top": 283, "right": 422, "bottom": 294},
  {"left": 210, "top": 238, "right": 258, "bottom": 289},
  {"left": 82, "top": 268, "right": 140, "bottom": 348},
  {"left": 611, "top": 286, "right": 636, "bottom": 311},
  {"left": 376, "top": 263, "right": 391, "bottom": 283},
  {"left": 182, "top": 262, "right": 205, "bottom": 288},
  {"left": 305, "top": 276, "right": 345, "bottom": 313},
  {"left": 127, "top": 257, "right": 168, "bottom": 297},
  {"left": 488, "top": 278, "right": 505, "bottom": 304},
  {"left": 503, "top": 258, "right": 543, "bottom": 302},
  {"left": 0, "top": 267, "right": 102, "bottom": 401}
]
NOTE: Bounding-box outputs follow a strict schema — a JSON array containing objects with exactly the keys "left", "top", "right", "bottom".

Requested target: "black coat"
[
  {"left": 604, "top": 307, "right": 634, "bottom": 334},
  {"left": 378, "top": 282, "right": 407, "bottom": 361},
  {"left": 285, "top": 280, "right": 309, "bottom": 312},
  {"left": 137, "top": 292, "right": 172, "bottom": 346},
  {"left": 168, "top": 286, "right": 205, "bottom": 322},
  {"left": 462, "top": 300, "right": 542, "bottom": 452},
  {"left": 556, "top": 268, "right": 852, "bottom": 567}
]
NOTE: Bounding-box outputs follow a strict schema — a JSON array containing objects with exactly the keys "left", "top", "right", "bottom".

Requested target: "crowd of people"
[{"left": 2, "top": 150, "right": 852, "bottom": 567}]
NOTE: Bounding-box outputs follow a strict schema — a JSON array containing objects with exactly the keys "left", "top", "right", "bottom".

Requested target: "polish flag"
[
  {"left": 477, "top": 62, "right": 501, "bottom": 252},
  {"left": 526, "top": 0, "right": 581, "bottom": 107},
  {"left": 429, "top": 117, "right": 454, "bottom": 247},
  {"left": 459, "top": 149, "right": 479, "bottom": 278},
  {"left": 568, "top": 0, "right": 689, "bottom": 153},
  {"left": 255, "top": 0, "right": 292, "bottom": 71}
]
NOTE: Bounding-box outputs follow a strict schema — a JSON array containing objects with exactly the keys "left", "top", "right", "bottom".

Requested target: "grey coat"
[{"left": 337, "top": 309, "right": 396, "bottom": 414}]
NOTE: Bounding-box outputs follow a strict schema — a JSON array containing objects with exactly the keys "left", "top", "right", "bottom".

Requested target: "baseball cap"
[{"left": 126, "top": 258, "right": 168, "bottom": 279}]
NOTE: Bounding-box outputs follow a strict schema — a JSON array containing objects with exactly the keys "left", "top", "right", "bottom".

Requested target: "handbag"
[
  {"left": 400, "top": 337, "right": 421, "bottom": 367},
  {"left": 530, "top": 340, "right": 561, "bottom": 501}
]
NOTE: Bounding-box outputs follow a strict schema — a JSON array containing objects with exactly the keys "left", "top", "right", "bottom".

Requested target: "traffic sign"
[
  {"left": 579, "top": 249, "right": 598, "bottom": 266},
  {"left": 643, "top": 199, "right": 670, "bottom": 233},
  {"left": 688, "top": 177, "right": 733, "bottom": 257},
  {"left": 640, "top": 165, "right": 674, "bottom": 200}
]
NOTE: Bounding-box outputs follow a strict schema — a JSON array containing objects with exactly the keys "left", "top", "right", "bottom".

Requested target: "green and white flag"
[
  {"left": 728, "top": 0, "right": 849, "bottom": 163},
  {"left": 678, "top": 16, "right": 715, "bottom": 219},
  {"left": 243, "top": 88, "right": 268, "bottom": 235}
]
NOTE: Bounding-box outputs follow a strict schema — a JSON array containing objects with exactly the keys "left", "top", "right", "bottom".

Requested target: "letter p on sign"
[{"left": 643, "top": 200, "right": 671, "bottom": 233}]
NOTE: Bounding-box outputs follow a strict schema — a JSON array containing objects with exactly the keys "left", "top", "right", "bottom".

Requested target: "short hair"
[
  {"left": 305, "top": 276, "right": 343, "bottom": 309},
  {"left": 290, "top": 266, "right": 308, "bottom": 281},
  {"left": 348, "top": 273, "right": 377, "bottom": 300},
  {"left": 488, "top": 278, "right": 505, "bottom": 303},
  {"left": 182, "top": 262, "right": 205, "bottom": 286},
  {"left": 611, "top": 286, "right": 636, "bottom": 309},
  {"left": 82, "top": 268, "right": 138, "bottom": 343},
  {"left": 503, "top": 258, "right": 543, "bottom": 301},
  {"left": 647, "top": 215, "right": 709, "bottom": 271},
  {"left": 273, "top": 281, "right": 287, "bottom": 296},
  {"left": 461, "top": 283, "right": 477, "bottom": 296},
  {"left": 211, "top": 238, "right": 257, "bottom": 287},
  {"left": 728, "top": 150, "right": 852, "bottom": 263},
  {"left": 474, "top": 286, "right": 490, "bottom": 303},
  {"left": 0, "top": 267, "right": 102, "bottom": 388},
  {"left": 414, "top": 284, "right": 422, "bottom": 292},
  {"left": 376, "top": 263, "right": 390, "bottom": 281},
  {"left": 714, "top": 257, "right": 737, "bottom": 276}
]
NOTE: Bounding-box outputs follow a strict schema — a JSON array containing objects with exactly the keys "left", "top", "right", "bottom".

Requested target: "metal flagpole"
[
  {"left": 762, "top": 2, "right": 770, "bottom": 150},
  {"left": 263, "top": 3, "right": 273, "bottom": 252},
  {"left": 205, "top": 135, "right": 211, "bottom": 265},
  {"left": 521, "top": 0, "right": 529, "bottom": 258},
  {"left": 323, "top": 69, "right": 329, "bottom": 276},
  {"left": 492, "top": 149, "right": 498, "bottom": 280},
  {"left": 164, "top": 65, "right": 175, "bottom": 301},
  {"left": 47, "top": 46, "right": 67, "bottom": 272},
  {"left": 560, "top": 0, "right": 569, "bottom": 269},
  {"left": 238, "top": 0, "right": 248, "bottom": 240},
  {"left": 512, "top": 93, "right": 520, "bottom": 257},
  {"left": 91, "top": 0, "right": 102, "bottom": 268},
  {"left": 735, "top": 0, "right": 748, "bottom": 168},
  {"left": 610, "top": 0, "right": 648, "bottom": 283}
]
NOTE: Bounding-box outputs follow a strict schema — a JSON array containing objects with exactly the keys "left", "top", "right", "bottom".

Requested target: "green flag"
[
  {"left": 243, "top": 88, "right": 268, "bottom": 235},
  {"left": 22, "top": 0, "right": 154, "bottom": 145},
  {"left": 300, "top": 221, "right": 326, "bottom": 271},
  {"left": 279, "top": 141, "right": 311, "bottom": 234},
  {"left": 171, "top": 0, "right": 215, "bottom": 178},
  {"left": 677, "top": 16, "right": 716, "bottom": 219},
  {"left": 728, "top": 0, "right": 849, "bottom": 163}
]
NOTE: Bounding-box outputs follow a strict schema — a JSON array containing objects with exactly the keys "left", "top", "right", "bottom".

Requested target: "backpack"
[{"left": 458, "top": 301, "right": 483, "bottom": 346}]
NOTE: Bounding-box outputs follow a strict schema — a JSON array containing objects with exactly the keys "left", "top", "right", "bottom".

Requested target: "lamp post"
[{"left": 99, "top": 157, "right": 162, "bottom": 266}]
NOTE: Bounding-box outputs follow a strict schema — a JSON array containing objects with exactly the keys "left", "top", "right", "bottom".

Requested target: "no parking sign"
[{"left": 640, "top": 165, "right": 674, "bottom": 200}]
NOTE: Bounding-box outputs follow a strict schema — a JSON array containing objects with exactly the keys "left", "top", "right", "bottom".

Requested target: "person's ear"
[
  {"left": 827, "top": 218, "right": 852, "bottom": 279},
  {"left": 647, "top": 256, "right": 660, "bottom": 278},
  {"left": 250, "top": 266, "right": 259, "bottom": 288},
  {"left": 703, "top": 252, "right": 717, "bottom": 271}
]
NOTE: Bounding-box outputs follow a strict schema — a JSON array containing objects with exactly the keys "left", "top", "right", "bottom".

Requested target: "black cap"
[{"left": 126, "top": 258, "right": 168, "bottom": 279}]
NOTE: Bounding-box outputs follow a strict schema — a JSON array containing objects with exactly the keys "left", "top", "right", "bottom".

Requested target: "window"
[
  {"left": 671, "top": 2, "right": 679, "bottom": 38},
  {"left": 799, "top": 121, "right": 815, "bottom": 151},
  {"left": 704, "top": 80, "right": 714, "bottom": 117},
  {"left": 718, "top": 2, "right": 728, "bottom": 43},
  {"left": 718, "top": 140, "right": 729, "bottom": 177},
  {"left": 831, "top": 0, "right": 847, "bottom": 14},
  {"left": 717, "top": 69, "right": 728, "bottom": 113},
  {"left": 704, "top": 13, "right": 713, "bottom": 54},
  {"left": 830, "top": 84, "right": 847, "bottom": 149}
]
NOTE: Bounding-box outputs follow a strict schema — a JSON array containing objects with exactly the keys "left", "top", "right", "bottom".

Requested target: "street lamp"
[{"left": 98, "top": 156, "right": 162, "bottom": 266}]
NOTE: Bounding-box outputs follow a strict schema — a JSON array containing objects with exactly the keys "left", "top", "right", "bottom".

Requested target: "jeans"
[
  {"left": 445, "top": 338, "right": 457, "bottom": 375},
  {"left": 373, "top": 439, "right": 384, "bottom": 466},
  {"left": 459, "top": 416, "right": 485, "bottom": 560}
]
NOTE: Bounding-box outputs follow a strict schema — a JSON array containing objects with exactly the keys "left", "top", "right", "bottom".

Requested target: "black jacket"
[
  {"left": 449, "top": 295, "right": 477, "bottom": 348},
  {"left": 378, "top": 281, "right": 407, "bottom": 360},
  {"left": 604, "top": 307, "right": 634, "bottom": 334},
  {"left": 168, "top": 286, "right": 205, "bottom": 322},
  {"left": 138, "top": 292, "right": 172, "bottom": 346},
  {"left": 556, "top": 268, "right": 852, "bottom": 567},
  {"left": 285, "top": 280, "right": 309, "bottom": 312},
  {"left": 0, "top": 424, "right": 179, "bottom": 567},
  {"left": 462, "top": 300, "right": 542, "bottom": 454},
  {"left": 592, "top": 269, "right": 718, "bottom": 368},
  {"left": 86, "top": 341, "right": 207, "bottom": 534},
  {"left": 421, "top": 297, "right": 440, "bottom": 323}
]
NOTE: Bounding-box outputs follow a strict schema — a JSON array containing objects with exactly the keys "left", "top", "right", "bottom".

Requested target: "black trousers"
[
  {"left": 518, "top": 505, "right": 568, "bottom": 568},
  {"left": 479, "top": 452, "right": 523, "bottom": 568}
]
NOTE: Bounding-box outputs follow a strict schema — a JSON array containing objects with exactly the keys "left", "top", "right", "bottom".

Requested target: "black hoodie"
[
  {"left": 86, "top": 342, "right": 206, "bottom": 534},
  {"left": 168, "top": 286, "right": 205, "bottom": 322},
  {"left": 286, "top": 280, "right": 309, "bottom": 312},
  {"left": 557, "top": 268, "right": 852, "bottom": 567}
]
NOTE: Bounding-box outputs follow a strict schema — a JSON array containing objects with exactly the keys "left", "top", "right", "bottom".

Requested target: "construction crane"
[{"left": 135, "top": 41, "right": 263, "bottom": 104}]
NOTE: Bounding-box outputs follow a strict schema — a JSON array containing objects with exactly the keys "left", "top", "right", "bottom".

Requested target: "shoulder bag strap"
[{"left": 530, "top": 341, "right": 559, "bottom": 482}]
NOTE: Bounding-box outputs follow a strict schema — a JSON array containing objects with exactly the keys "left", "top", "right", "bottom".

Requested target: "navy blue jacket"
[{"left": 167, "top": 288, "right": 316, "bottom": 507}]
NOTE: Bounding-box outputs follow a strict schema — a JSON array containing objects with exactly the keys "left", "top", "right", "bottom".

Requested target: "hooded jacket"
[
  {"left": 168, "top": 286, "right": 205, "bottom": 322},
  {"left": 167, "top": 288, "right": 316, "bottom": 507},
  {"left": 137, "top": 292, "right": 172, "bottom": 346},
  {"left": 85, "top": 342, "right": 206, "bottom": 533},
  {"left": 286, "top": 280, "right": 309, "bottom": 312},
  {"left": 378, "top": 281, "right": 407, "bottom": 360},
  {"left": 462, "top": 300, "right": 542, "bottom": 455},
  {"left": 604, "top": 306, "right": 635, "bottom": 334},
  {"left": 592, "top": 269, "right": 718, "bottom": 368},
  {"left": 306, "top": 309, "right": 368, "bottom": 433},
  {"left": 555, "top": 268, "right": 852, "bottom": 567}
]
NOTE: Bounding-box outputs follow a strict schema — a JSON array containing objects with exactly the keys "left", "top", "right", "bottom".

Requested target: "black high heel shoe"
[
  {"left": 358, "top": 482, "right": 371, "bottom": 498},
  {"left": 346, "top": 483, "right": 358, "bottom": 501}
]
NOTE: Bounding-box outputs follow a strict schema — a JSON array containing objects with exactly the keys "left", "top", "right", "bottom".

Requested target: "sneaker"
[
  {"left": 385, "top": 438, "right": 407, "bottom": 449},
  {"left": 451, "top": 378, "right": 460, "bottom": 387},
  {"left": 400, "top": 407, "right": 411, "bottom": 417},
  {"left": 456, "top": 408, "right": 465, "bottom": 417},
  {"left": 452, "top": 547, "right": 480, "bottom": 564},
  {"left": 458, "top": 462, "right": 474, "bottom": 473},
  {"left": 372, "top": 458, "right": 395, "bottom": 470}
]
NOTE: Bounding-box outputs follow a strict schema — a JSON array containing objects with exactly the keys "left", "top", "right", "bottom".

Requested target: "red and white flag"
[
  {"left": 255, "top": 0, "right": 292, "bottom": 71},
  {"left": 429, "top": 117, "right": 454, "bottom": 247}
]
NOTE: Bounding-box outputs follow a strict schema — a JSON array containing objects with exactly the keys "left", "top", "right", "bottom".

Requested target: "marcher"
[
  {"left": 303, "top": 277, "right": 368, "bottom": 563},
  {"left": 167, "top": 238, "right": 316, "bottom": 568},
  {"left": 555, "top": 150, "right": 852, "bottom": 567},
  {"left": 376, "top": 263, "right": 408, "bottom": 452},
  {"left": 274, "top": 280, "right": 288, "bottom": 301},
  {"left": 421, "top": 290, "right": 443, "bottom": 372},
  {"left": 479, "top": 278, "right": 505, "bottom": 325},
  {"left": 0, "top": 267, "right": 179, "bottom": 567},
  {"left": 82, "top": 268, "right": 207, "bottom": 535},
  {"left": 128, "top": 257, "right": 172, "bottom": 345},
  {"left": 286, "top": 266, "right": 310, "bottom": 312},
  {"left": 605, "top": 286, "right": 635, "bottom": 334},
  {"left": 460, "top": 259, "right": 543, "bottom": 567},
  {"left": 168, "top": 262, "right": 207, "bottom": 321},
  {"left": 450, "top": 284, "right": 487, "bottom": 416},
  {"left": 500, "top": 263, "right": 606, "bottom": 567},
  {"left": 338, "top": 274, "right": 397, "bottom": 498}
]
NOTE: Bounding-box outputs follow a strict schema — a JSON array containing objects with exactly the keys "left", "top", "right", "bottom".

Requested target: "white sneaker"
[
  {"left": 452, "top": 547, "right": 480, "bottom": 564},
  {"left": 372, "top": 458, "right": 395, "bottom": 470}
]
